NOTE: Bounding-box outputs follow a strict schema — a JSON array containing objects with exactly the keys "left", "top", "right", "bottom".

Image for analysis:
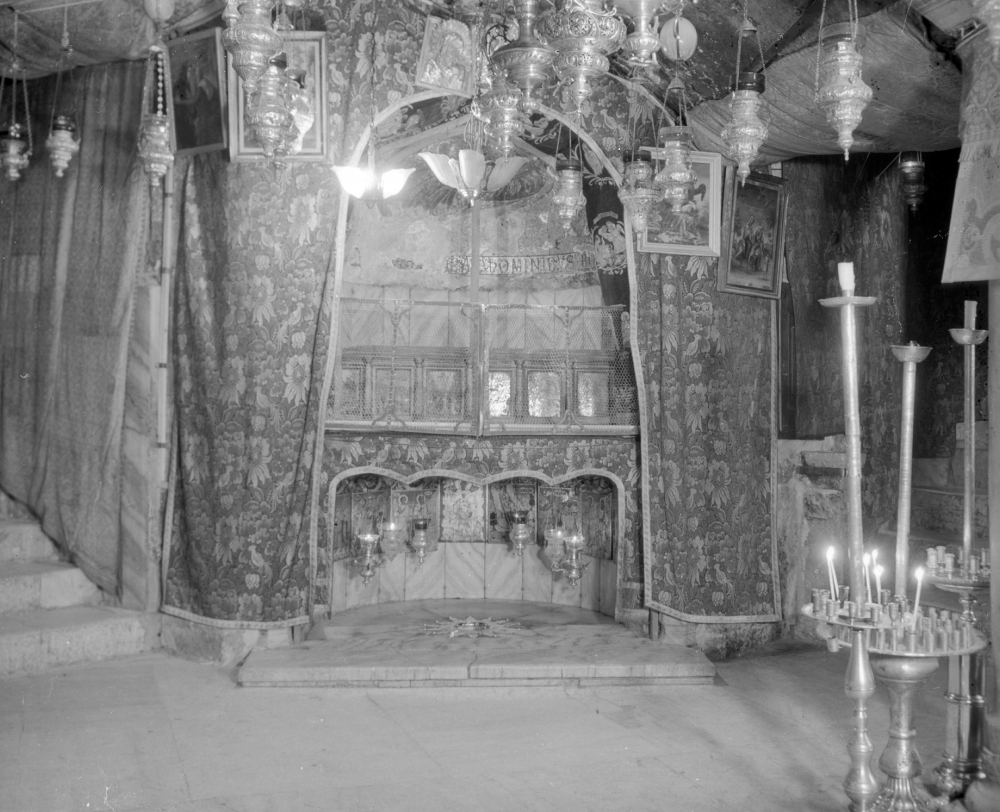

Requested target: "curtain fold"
[{"left": 0, "top": 62, "right": 147, "bottom": 595}]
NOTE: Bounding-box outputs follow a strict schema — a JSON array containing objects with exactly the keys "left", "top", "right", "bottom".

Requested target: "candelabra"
[
  {"left": 550, "top": 530, "right": 588, "bottom": 586},
  {"left": 351, "top": 531, "right": 383, "bottom": 585},
  {"left": 508, "top": 510, "right": 533, "bottom": 557}
]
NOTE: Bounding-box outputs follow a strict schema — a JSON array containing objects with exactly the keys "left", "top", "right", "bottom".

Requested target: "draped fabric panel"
[
  {"left": 0, "top": 62, "right": 148, "bottom": 595},
  {"left": 634, "top": 252, "right": 779, "bottom": 621}
]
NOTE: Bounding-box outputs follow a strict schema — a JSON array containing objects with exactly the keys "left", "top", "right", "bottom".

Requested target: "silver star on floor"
[{"left": 422, "top": 616, "right": 523, "bottom": 638}]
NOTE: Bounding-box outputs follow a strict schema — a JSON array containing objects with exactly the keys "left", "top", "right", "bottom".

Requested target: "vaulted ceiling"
[{"left": 0, "top": 0, "right": 982, "bottom": 160}]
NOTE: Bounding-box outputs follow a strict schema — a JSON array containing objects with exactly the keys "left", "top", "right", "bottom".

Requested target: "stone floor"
[{"left": 2, "top": 606, "right": 977, "bottom": 812}]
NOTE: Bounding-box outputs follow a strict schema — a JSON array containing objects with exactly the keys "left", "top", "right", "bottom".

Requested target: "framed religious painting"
[
  {"left": 167, "top": 29, "right": 227, "bottom": 156},
  {"left": 717, "top": 167, "right": 788, "bottom": 300},
  {"left": 636, "top": 151, "right": 721, "bottom": 257},
  {"left": 227, "top": 31, "right": 328, "bottom": 162},
  {"left": 414, "top": 16, "right": 476, "bottom": 97}
]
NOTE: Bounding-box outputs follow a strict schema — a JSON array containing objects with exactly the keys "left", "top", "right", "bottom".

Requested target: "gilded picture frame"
[
  {"left": 227, "top": 31, "right": 328, "bottom": 162},
  {"left": 717, "top": 167, "right": 788, "bottom": 300},
  {"left": 167, "top": 28, "right": 227, "bottom": 156},
  {"left": 637, "top": 151, "right": 721, "bottom": 257}
]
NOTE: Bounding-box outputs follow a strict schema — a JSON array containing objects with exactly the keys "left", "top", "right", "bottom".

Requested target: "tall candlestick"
[
  {"left": 913, "top": 566, "right": 924, "bottom": 627},
  {"left": 949, "top": 302, "right": 987, "bottom": 569},
  {"left": 874, "top": 564, "right": 883, "bottom": 603},
  {"left": 820, "top": 270, "right": 876, "bottom": 607}
]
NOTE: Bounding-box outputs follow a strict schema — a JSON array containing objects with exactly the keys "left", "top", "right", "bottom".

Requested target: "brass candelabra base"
[{"left": 869, "top": 655, "right": 940, "bottom": 812}]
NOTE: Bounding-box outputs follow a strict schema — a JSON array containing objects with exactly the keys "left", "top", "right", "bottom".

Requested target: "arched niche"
[{"left": 326, "top": 466, "right": 623, "bottom": 614}]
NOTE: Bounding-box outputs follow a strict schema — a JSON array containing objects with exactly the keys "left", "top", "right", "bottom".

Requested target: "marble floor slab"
[{"left": 239, "top": 600, "right": 714, "bottom": 688}]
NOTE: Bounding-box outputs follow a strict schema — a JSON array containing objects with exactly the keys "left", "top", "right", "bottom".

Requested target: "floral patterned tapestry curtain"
[
  {"left": 634, "top": 251, "right": 779, "bottom": 621},
  {"left": 0, "top": 63, "right": 148, "bottom": 599}
]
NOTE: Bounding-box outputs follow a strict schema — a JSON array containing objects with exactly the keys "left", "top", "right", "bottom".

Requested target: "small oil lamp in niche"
[
  {"left": 508, "top": 510, "right": 533, "bottom": 557},
  {"left": 351, "top": 531, "right": 383, "bottom": 585},
  {"left": 551, "top": 531, "right": 588, "bottom": 586},
  {"left": 410, "top": 519, "right": 431, "bottom": 567}
]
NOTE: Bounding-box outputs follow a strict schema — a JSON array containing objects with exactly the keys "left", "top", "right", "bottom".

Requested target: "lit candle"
[
  {"left": 870, "top": 548, "right": 879, "bottom": 602},
  {"left": 862, "top": 552, "right": 872, "bottom": 604},
  {"left": 912, "top": 566, "right": 924, "bottom": 628},
  {"left": 874, "top": 565, "right": 883, "bottom": 604},
  {"left": 838, "top": 261, "right": 855, "bottom": 293},
  {"left": 826, "top": 547, "right": 837, "bottom": 598}
]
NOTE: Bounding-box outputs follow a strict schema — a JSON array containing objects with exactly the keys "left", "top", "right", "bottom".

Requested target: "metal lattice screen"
[{"left": 329, "top": 299, "right": 637, "bottom": 435}]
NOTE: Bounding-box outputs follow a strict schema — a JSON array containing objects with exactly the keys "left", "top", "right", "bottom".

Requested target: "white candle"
[
  {"left": 838, "top": 262, "right": 855, "bottom": 293},
  {"left": 912, "top": 566, "right": 924, "bottom": 627},
  {"left": 874, "top": 564, "right": 883, "bottom": 604},
  {"left": 870, "top": 548, "right": 878, "bottom": 601},
  {"left": 827, "top": 547, "right": 837, "bottom": 597},
  {"left": 863, "top": 552, "right": 872, "bottom": 604}
]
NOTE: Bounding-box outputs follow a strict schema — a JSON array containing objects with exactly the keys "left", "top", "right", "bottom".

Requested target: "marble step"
[
  {"left": 0, "top": 519, "right": 61, "bottom": 564},
  {"left": 0, "top": 561, "right": 102, "bottom": 614},
  {"left": 0, "top": 606, "right": 156, "bottom": 676}
]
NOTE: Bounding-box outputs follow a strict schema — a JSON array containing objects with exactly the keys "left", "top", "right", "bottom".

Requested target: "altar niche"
[{"left": 322, "top": 472, "right": 621, "bottom": 618}]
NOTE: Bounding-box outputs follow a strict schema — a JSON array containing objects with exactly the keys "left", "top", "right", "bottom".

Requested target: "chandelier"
[
  {"left": 488, "top": 0, "right": 555, "bottom": 115},
  {"left": 898, "top": 152, "right": 927, "bottom": 213},
  {"left": 536, "top": 0, "right": 626, "bottom": 111},
  {"left": 816, "top": 21, "right": 872, "bottom": 160},
  {"left": 45, "top": 11, "right": 80, "bottom": 178},
  {"left": 721, "top": 13, "right": 767, "bottom": 185},
  {"left": 0, "top": 11, "right": 32, "bottom": 182}
]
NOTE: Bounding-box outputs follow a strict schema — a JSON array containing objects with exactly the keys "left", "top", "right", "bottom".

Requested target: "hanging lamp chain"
[{"left": 49, "top": 5, "right": 72, "bottom": 136}]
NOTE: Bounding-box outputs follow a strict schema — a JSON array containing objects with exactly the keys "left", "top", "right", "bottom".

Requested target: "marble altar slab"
[
  {"left": 484, "top": 544, "right": 522, "bottom": 601},
  {"left": 445, "top": 542, "right": 485, "bottom": 599},
  {"left": 404, "top": 548, "right": 445, "bottom": 601},
  {"left": 600, "top": 559, "right": 617, "bottom": 618},
  {"left": 580, "top": 554, "right": 600, "bottom": 612},
  {"left": 379, "top": 553, "right": 406, "bottom": 604},
  {"left": 522, "top": 548, "right": 553, "bottom": 603}
]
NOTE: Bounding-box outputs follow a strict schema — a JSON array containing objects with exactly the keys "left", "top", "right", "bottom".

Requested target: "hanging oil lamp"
[
  {"left": 537, "top": 0, "right": 625, "bottom": 111},
  {"left": 816, "top": 22, "right": 872, "bottom": 160},
  {"left": 483, "top": 78, "right": 522, "bottom": 158},
  {"left": 284, "top": 68, "right": 314, "bottom": 156},
  {"left": 721, "top": 14, "right": 767, "bottom": 185},
  {"left": 137, "top": 44, "right": 174, "bottom": 187},
  {"left": 652, "top": 78, "right": 696, "bottom": 210},
  {"left": 226, "top": 0, "right": 281, "bottom": 94},
  {"left": 489, "top": 0, "right": 555, "bottom": 115},
  {"left": 898, "top": 152, "right": 927, "bottom": 213},
  {"left": 45, "top": 15, "right": 79, "bottom": 178},
  {"left": 246, "top": 53, "right": 294, "bottom": 160},
  {"left": 554, "top": 156, "right": 586, "bottom": 227},
  {"left": 0, "top": 13, "right": 32, "bottom": 183},
  {"left": 617, "top": 0, "right": 665, "bottom": 68},
  {"left": 617, "top": 153, "right": 658, "bottom": 231}
]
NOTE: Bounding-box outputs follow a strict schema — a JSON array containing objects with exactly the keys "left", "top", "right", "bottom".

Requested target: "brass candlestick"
[
  {"left": 820, "top": 264, "right": 876, "bottom": 602},
  {"left": 869, "top": 655, "right": 940, "bottom": 812},
  {"left": 844, "top": 627, "right": 880, "bottom": 812},
  {"left": 890, "top": 343, "right": 931, "bottom": 598}
]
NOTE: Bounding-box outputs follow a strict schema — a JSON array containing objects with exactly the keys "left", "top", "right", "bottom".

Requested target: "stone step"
[
  {"left": 0, "top": 561, "right": 102, "bottom": 614},
  {"left": 0, "top": 519, "right": 61, "bottom": 564},
  {"left": 0, "top": 605, "right": 158, "bottom": 676}
]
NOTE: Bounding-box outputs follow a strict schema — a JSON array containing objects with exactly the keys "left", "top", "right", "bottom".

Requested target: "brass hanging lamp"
[
  {"left": 0, "top": 11, "right": 32, "bottom": 183},
  {"left": 45, "top": 8, "right": 80, "bottom": 178},
  {"left": 815, "top": 0, "right": 872, "bottom": 161},
  {"left": 721, "top": 13, "right": 768, "bottom": 185}
]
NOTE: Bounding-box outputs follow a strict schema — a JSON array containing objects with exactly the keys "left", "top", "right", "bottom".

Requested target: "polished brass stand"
[
  {"left": 869, "top": 655, "right": 940, "bottom": 812},
  {"left": 844, "top": 627, "right": 880, "bottom": 811}
]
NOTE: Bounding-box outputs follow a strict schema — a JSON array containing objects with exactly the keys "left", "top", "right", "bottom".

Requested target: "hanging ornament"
[
  {"left": 816, "top": 21, "right": 872, "bottom": 160},
  {"left": 617, "top": 0, "right": 664, "bottom": 68},
  {"left": 0, "top": 12, "right": 32, "bottom": 182},
  {"left": 537, "top": 0, "right": 625, "bottom": 111},
  {"left": 898, "top": 152, "right": 927, "bottom": 213},
  {"left": 227, "top": 0, "right": 281, "bottom": 94},
  {"left": 137, "top": 44, "right": 174, "bottom": 187},
  {"left": 45, "top": 11, "right": 80, "bottom": 178},
  {"left": 617, "top": 154, "right": 659, "bottom": 231},
  {"left": 482, "top": 77, "right": 522, "bottom": 158},
  {"left": 721, "top": 14, "right": 768, "bottom": 185},
  {"left": 246, "top": 53, "right": 295, "bottom": 160},
  {"left": 722, "top": 72, "right": 767, "bottom": 185},
  {"left": 489, "top": 0, "right": 555, "bottom": 115},
  {"left": 553, "top": 155, "right": 586, "bottom": 227},
  {"left": 650, "top": 78, "right": 695, "bottom": 210}
]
